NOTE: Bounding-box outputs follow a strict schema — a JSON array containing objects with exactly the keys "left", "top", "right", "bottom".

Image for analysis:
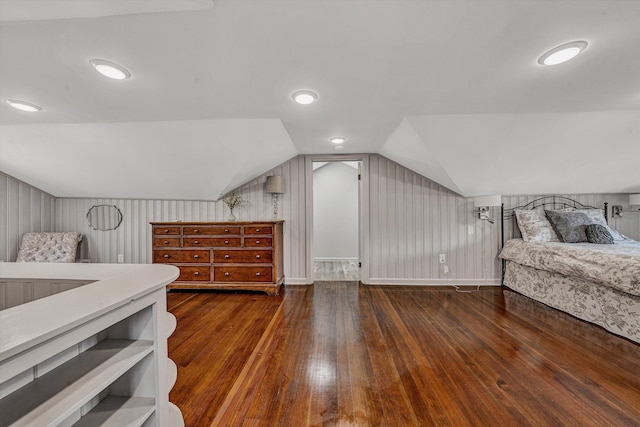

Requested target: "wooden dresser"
[{"left": 150, "top": 221, "right": 284, "bottom": 295}]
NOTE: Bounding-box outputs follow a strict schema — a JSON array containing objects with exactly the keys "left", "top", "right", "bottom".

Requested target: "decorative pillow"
[
  {"left": 585, "top": 224, "right": 614, "bottom": 244},
  {"left": 544, "top": 211, "right": 592, "bottom": 243},
  {"left": 572, "top": 209, "right": 624, "bottom": 241},
  {"left": 515, "top": 209, "right": 560, "bottom": 242}
]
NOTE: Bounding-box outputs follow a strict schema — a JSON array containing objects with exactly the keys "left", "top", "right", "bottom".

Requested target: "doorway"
[{"left": 312, "top": 160, "right": 361, "bottom": 281}]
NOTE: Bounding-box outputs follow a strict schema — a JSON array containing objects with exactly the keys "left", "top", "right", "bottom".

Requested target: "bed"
[{"left": 498, "top": 196, "right": 640, "bottom": 344}]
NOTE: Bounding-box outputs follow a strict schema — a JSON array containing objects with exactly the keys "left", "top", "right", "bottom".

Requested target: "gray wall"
[
  {"left": 6, "top": 156, "right": 639, "bottom": 285},
  {"left": 313, "top": 162, "right": 359, "bottom": 260},
  {"left": 54, "top": 157, "right": 310, "bottom": 283},
  {"left": 0, "top": 172, "right": 56, "bottom": 262}
]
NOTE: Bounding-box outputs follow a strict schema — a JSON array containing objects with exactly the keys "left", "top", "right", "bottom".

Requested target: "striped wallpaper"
[
  {"left": 0, "top": 172, "right": 56, "bottom": 262},
  {"left": 3, "top": 158, "right": 638, "bottom": 285}
]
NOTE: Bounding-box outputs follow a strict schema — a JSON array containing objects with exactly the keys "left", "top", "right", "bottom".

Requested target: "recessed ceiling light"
[
  {"left": 90, "top": 59, "right": 131, "bottom": 80},
  {"left": 334, "top": 146, "right": 344, "bottom": 151},
  {"left": 329, "top": 136, "right": 347, "bottom": 144},
  {"left": 538, "top": 41, "right": 588, "bottom": 66},
  {"left": 5, "top": 99, "right": 42, "bottom": 112},
  {"left": 291, "top": 89, "right": 318, "bottom": 105}
]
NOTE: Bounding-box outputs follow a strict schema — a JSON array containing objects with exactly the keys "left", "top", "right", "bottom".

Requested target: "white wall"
[
  {"left": 54, "top": 157, "right": 310, "bottom": 283},
  {"left": 10, "top": 154, "right": 637, "bottom": 285},
  {"left": 313, "top": 162, "right": 359, "bottom": 260},
  {"left": 0, "top": 172, "right": 56, "bottom": 262}
]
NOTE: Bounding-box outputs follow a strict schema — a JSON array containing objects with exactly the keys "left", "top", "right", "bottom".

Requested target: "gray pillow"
[
  {"left": 585, "top": 224, "right": 614, "bottom": 244},
  {"left": 545, "top": 211, "right": 592, "bottom": 243}
]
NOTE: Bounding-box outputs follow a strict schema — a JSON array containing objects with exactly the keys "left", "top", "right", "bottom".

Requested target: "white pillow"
[{"left": 515, "top": 209, "right": 560, "bottom": 242}]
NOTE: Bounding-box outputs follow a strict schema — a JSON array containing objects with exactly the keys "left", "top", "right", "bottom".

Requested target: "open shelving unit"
[{"left": 0, "top": 263, "right": 183, "bottom": 427}]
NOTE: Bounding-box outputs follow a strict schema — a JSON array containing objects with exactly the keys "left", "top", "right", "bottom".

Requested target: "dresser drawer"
[
  {"left": 183, "top": 237, "right": 241, "bottom": 247},
  {"left": 153, "top": 237, "right": 181, "bottom": 247},
  {"left": 244, "top": 225, "right": 273, "bottom": 235},
  {"left": 214, "top": 266, "right": 272, "bottom": 282},
  {"left": 154, "top": 250, "right": 210, "bottom": 263},
  {"left": 154, "top": 226, "right": 181, "bottom": 235},
  {"left": 244, "top": 237, "right": 272, "bottom": 247},
  {"left": 213, "top": 249, "right": 272, "bottom": 264},
  {"left": 177, "top": 266, "right": 210, "bottom": 281},
  {"left": 183, "top": 226, "right": 241, "bottom": 235}
]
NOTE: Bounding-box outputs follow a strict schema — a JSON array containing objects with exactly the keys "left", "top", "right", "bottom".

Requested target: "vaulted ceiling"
[{"left": 1, "top": 0, "right": 639, "bottom": 199}]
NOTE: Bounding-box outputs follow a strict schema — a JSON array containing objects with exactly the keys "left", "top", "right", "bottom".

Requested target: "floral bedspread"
[{"left": 499, "top": 238, "right": 640, "bottom": 297}]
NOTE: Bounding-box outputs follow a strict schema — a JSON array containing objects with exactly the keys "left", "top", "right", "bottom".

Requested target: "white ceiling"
[{"left": 1, "top": 0, "right": 639, "bottom": 199}]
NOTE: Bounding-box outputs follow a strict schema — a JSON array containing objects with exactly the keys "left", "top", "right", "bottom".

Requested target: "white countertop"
[{"left": 0, "top": 263, "right": 179, "bottom": 361}]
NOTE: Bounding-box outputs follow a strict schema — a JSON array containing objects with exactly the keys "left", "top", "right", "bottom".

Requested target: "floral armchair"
[{"left": 16, "top": 232, "right": 83, "bottom": 263}]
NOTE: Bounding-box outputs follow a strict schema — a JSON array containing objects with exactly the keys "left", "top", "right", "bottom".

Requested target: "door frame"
[{"left": 305, "top": 154, "right": 370, "bottom": 284}]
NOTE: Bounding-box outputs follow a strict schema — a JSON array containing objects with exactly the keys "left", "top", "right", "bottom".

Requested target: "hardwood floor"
[{"left": 167, "top": 284, "right": 640, "bottom": 426}]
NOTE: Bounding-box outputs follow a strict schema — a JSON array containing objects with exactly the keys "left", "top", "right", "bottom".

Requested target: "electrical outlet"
[
  {"left": 439, "top": 253, "right": 446, "bottom": 264},
  {"left": 117, "top": 254, "right": 124, "bottom": 263},
  {"left": 443, "top": 265, "right": 449, "bottom": 274}
]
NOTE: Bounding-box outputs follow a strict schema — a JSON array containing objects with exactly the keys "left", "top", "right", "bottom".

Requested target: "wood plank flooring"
[{"left": 167, "top": 284, "right": 640, "bottom": 426}]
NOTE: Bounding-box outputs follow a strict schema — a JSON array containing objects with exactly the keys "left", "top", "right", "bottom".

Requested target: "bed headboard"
[
  {"left": 499, "top": 196, "right": 608, "bottom": 283},
  {"left": 501, "top": 196, "right": 608, "bottom": 243}
]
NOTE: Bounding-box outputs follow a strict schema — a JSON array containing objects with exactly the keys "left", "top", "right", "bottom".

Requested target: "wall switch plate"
[
  {"left": 443, "top": 265, "right": 449, "bottom": 274},
  {"left": 439, "top": 253, "right": 446, "bottom": 264},
  {"left": 117, "top": 254, "right": 124, "bottom": 263}
]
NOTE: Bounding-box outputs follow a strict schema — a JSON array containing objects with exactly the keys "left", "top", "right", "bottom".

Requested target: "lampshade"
[
  {"left": 473, "top": 195, "right": 502, "bottom": 207},
  {"left": 265, "top": 175, "right": 285, "bottom": 194},
  {"left": 629, "top": 194, "right": 640, "bottom": 206}
]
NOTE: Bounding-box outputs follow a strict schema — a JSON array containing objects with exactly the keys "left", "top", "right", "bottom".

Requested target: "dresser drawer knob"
[
  {"left": 256, "top": 229, "right": 260, "bottom": 232},
  {"left": 164, "top": 229, "right": 169, "bottom": 233},
  {"left": 256, "top": 240, "right": 260, "bottom": 244},
  {"left": 225, "top": 254, "right": 230, "bottom": 259},
  {"left": 224, "top": 229, "right": 229, "bottom": 233},
  {"left": 194, "top": 229, "right": 199, "bottom": 233},
  {"left": 256, "top": 255, "right": 261, "bottom": 259},
  {"left": 163, "top": 254, "right": 170, "bottom": 258},
  {"left": 224, "top": 272, "right": 230, "bottom": 276},
  {"left": 255, "top": 272, "right": 261, "bottom": 276},
  {"left": 194, "top": 255, "right": 199, "bottom": 259},
  {"left": 164, "top": 241, "right": 169, "bottom": 244},
  {"left": 194, "top": 240, "right": 199, "bottom": 244},
  {"left": 224, "top": 240, "right": 229, "bottom": 244},
  {"left": 194, "top": 272, "right": 199, "bottom": 276}
]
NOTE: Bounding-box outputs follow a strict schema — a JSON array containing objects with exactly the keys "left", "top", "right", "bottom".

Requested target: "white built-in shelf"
[
  {"left": 166, "top": 313, "right": 177, "bottom": 338},
  {"left": 168, "top": 402, "right": 185, "bottom": 427},
  {"left": 0, "top": 263, "right": 181, "bottom": 427},
  {"left": 0, "top": 339, "right": 153, "bottom": 427},
  {"left": 167, "top": 359, "right": 178, "bottom": 393},
  {"left": 72, "top": 396, "right": 155, "bottom": 427}
]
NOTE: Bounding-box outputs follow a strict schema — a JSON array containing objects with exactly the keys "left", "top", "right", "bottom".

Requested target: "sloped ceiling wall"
[
  {"left": 1, "top": 1, "right": 639, "bottom": 199},
  {"left": 0, "top": 119, "right": 296, "bottom": 199},
  {"left": 380, "top": 112, "right": 640, "bottom": 196}
]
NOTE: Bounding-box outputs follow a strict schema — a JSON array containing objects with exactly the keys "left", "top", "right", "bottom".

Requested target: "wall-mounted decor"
[{"left": 86, "top": 204, "right": 123, "bottom": 231}]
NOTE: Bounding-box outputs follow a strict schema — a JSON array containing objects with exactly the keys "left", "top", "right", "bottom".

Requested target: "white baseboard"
[
  {"left": 362, "top": 278, "right": 501, "bottom": 286},
  {"left": 285, "top": 277, "right": 500, "bottom": 286},
  {"left": 313, "top": 257, "right": 359, "bottom": 262},
  {"left": 284, "top": 278, "right": 312, "bottom": 285}
]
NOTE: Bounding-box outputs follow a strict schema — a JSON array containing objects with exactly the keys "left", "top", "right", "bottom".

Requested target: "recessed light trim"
[
  {"left": 538, "top": 41, "right": 588, "bottom": 66},
  {"left": 329, "top": 136, "right": 347, "bottom": 144},
  {"left": 291, "top": 89, "right": 318, "bottom": 105},
  {"left": 5, "top": 99, "right": 42, "bottom": 112},
  {"left": 90, "top": 59, "right": 131, "bottom": 80}
]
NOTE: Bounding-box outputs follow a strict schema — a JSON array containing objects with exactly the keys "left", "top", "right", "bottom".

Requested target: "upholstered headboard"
[{"left": 16, "top": 232, "right": 83, "bottom": 263}]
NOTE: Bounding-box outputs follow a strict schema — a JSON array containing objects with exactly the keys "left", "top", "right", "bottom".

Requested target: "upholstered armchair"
[{"left": 16, "top": 232, "right": 83, "bottom": 263}]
